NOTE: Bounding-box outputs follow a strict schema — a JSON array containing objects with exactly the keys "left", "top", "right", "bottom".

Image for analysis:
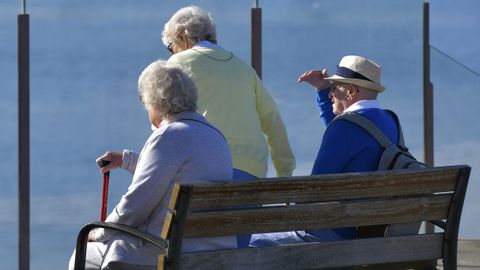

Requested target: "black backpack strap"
[
  {"left": 384, "top": 110, "right": 405, "bottom": 147},
  {"left": 332, "top": 111, "right": 393, "bottom": 148},
  {"left": 332, "top": 110, "right": 406, "bottom": 148}
]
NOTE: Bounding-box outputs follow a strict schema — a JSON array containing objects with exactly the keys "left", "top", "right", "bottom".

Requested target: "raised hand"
[{"left": 298, "top": 68, "right": 331, "bottom": 90}]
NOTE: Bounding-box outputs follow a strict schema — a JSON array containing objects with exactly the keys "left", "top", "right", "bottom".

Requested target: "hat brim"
[{"left": 325, "top": 75, "right": 385, "bottom": 92}]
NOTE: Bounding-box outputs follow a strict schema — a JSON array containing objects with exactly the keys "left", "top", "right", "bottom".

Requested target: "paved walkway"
[{"left": 438, "top": 239, "right": 480, "bottom": 269}]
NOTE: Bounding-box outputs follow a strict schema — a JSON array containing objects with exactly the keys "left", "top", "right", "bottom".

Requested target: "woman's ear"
[{"left": 178, "top": 32, "right": 192, "bottom": 49}]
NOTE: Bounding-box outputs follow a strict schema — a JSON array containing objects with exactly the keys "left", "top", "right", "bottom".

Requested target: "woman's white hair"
[
  {"left": 162, "top": 5, "right": 217, "bottom": 46},
  {"left": 138, "top": 60, "right": 197, "bottom": 117}
]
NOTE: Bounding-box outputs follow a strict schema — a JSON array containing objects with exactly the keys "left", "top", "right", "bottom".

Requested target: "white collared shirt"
[
  {"left": 193, "top": 40, "right": 223, "bottom": 50},
  {"left": 344, "top": 99, "right": 381, "bottom": 113}
]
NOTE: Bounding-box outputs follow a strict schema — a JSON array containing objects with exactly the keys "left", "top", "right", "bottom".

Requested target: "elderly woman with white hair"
[
  {"left": 163, "top": 6, "right": 296, "bottom": 247},
  {"left": 69, "top": 60, "right": 235, "bottom": 270},
  {"left": 162, "top": 7, "right": 296, "bottom": 207}
]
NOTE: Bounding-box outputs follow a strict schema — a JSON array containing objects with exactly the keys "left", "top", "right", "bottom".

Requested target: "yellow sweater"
[{"left": 168, "top": 46, "right": 295, "bottom": 177}]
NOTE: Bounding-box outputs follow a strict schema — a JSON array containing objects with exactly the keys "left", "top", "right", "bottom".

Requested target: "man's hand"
[
  {"left": 96, "top": 151, "right": 122, "bottom": 174},
  {"left": 298, "top": 69, "right": 331, "bottom": 90}
]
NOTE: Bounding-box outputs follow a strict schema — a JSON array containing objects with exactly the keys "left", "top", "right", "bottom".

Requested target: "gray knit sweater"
[{"left": 93, "top": 111, "right": 234, "bottom": 266}]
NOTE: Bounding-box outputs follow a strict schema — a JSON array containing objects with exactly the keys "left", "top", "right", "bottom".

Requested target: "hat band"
[{"left": 336, "top": 66, "right": 373, "bottom": 82}]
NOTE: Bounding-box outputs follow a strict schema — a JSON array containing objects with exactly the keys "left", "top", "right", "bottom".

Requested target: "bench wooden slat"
[
  {"left": 183, "top": 195, "right": 451, "bottom": 238},
  {"left": 188, "top": 167, "right": 459, "bottom": 210},
  {"left": 168, "top": 183, "right": 181, "bottom": 210},
  {"left": 347, "top": 260, "right": 437, "bottom": 270},
  {"left": 179, "top": 233, "right": 444, "bottom": 270},
  {"left": 160, "top": 212, "right": 173, "bottom": 240}
]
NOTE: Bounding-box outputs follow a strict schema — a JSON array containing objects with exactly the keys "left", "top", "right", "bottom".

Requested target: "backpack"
[
  {"left": 334, "top": 110, "right": 427, "bottom": 170},
  {"left": 333, "top": 110, "right": 428, "bottom": 236}
]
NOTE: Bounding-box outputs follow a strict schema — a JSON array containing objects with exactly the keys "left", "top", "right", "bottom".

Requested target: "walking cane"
[{"left": 100, "top": 160, "right": 110, "bottom": 222}]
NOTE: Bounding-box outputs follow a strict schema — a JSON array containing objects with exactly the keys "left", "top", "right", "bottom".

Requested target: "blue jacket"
[{"left": 309, "top": 89, "right": 398, "bottom": 240}]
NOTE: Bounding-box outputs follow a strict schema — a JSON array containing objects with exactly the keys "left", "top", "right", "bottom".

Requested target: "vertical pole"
[
  {"left": 251, "top": 0, "right": 262, "bottom": 78},
  {"left": 423, "top": 0, "right": 434, "bottom": 234},
  {"left": 21, "top": 0, "right": 26, "bottom": 14},
  {"left": 18, "top": 6, "right": 30, "bottom": 270}
]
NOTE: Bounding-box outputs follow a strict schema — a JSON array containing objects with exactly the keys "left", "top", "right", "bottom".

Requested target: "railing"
[
  {"left": 0, "top": 1, "right": 478, "bottom": 269},
  {"left": 430, "top": 45, "right": 480, "bottom": 238}
]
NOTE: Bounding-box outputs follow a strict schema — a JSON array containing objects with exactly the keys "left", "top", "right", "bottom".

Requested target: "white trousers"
[
  {"left": 69, "top": 242, "right": 106, "bottom": 270},
  {"left": 68, "top": 242, "right": 156, "bottom": 270}
]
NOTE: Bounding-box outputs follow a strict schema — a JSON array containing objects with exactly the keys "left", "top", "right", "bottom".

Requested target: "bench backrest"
[{"left": 159, "top": 165, "right": 470, "bottom": 270}]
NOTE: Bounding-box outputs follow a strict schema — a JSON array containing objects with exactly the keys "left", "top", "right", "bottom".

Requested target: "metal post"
[
  {"left": 423, "top": 0, "right": 434, "bottom": 234},
  {"left": 18, "top": 4, "right": 30, "bottom": 270},
  {"left": 251, "top": 1, "right": 262, "bottom": 78},
  {"left": 21, "top": 0, "right": 26, "bottom": 14}
]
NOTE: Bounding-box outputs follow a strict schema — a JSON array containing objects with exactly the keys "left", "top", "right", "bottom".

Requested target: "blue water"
[{"left": 1, "top": 0, "right": 479, "bottom": 269}]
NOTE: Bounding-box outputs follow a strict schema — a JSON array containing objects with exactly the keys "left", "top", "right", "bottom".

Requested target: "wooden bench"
[{"left": 74, "top": 165, "right": 471, "bottom": 270}]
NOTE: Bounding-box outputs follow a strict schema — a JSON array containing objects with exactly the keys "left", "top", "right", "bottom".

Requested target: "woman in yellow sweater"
[{"left": 162, "top": 6, "right": 296, "bottom": 184}]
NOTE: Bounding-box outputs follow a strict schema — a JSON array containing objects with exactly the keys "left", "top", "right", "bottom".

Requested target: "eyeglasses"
[
  {"left": 330, "top": 83, "right": 348, "bottom": 93},
  {"left": 329, "top": 83, "right": 354, "bottom": 99},
  {"left": 167, "top": 42, "right": 174, "bottom": 54}
]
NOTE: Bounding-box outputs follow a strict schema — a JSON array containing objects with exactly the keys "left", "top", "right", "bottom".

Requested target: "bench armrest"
[{"left": 73, "top": 222, "right": 168, "bottom": 270}]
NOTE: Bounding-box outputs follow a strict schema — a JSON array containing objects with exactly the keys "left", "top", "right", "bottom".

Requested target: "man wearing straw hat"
[
  {"left": 299, "top": 55, "right": 395, "bottom": 175},
  {"left": 250, "top": 55, "right": 400, "bottom": 246}
]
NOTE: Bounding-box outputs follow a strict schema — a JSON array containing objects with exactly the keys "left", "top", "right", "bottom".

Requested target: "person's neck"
[
  {"left": 344, "top": 99, "right": 381, "bottom": 112},
  {"left": 193, "top": 40, "right": 223, "bottom": 49}
]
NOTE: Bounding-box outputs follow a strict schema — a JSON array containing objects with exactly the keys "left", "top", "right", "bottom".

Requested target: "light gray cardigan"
[{"left": 93, "top": 111, "right": 235, "bottom": 266}]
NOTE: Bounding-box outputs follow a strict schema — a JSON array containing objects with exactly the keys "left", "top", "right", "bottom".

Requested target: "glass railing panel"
[
  {"left": 1, "top": 3, "right": 21, "bottom": 270},
  {"left": 431, "top": 45, "right": 480, "bottom": 239},
  {"left": 260, "top": 0, "right": 424, "bottom": 173},
  {"left": 1, "top": 0, "right": 429, "bottom": 268}
]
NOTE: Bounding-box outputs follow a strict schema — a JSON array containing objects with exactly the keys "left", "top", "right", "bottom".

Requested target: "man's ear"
[{"left": 347, "top": 85, "right": 359, "bottom": 100}]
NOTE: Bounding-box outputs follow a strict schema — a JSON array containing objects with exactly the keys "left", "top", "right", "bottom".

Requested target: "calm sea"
[{"left": 1, "top": 1, "right": 479, "bottom": 269}]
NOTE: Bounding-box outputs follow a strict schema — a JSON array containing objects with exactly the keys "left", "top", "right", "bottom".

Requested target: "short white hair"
[
  {"left": 162, "top": 5, "right": 217, "bottom": 46},
  {"left": 138, "top": 60, "right": 197, "bottom": 117}
]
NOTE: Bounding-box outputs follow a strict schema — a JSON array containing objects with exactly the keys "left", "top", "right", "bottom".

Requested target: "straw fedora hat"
[{"left": 325, "top": 55, "right": 385, "bottom": 92}]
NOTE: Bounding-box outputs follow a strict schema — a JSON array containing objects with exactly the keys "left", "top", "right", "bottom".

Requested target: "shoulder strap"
[
  {"left": 385, "top": 110, "right": 405, "bottom": 147},
  {"left": 334, "top": 112, "right": 391, "bottom": 148},
  {"left": 332, "top": 110, "right": 405, "bottom": 148},
  {"left": 179, "top": 118, "right": 227, "bottom": 142}
]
